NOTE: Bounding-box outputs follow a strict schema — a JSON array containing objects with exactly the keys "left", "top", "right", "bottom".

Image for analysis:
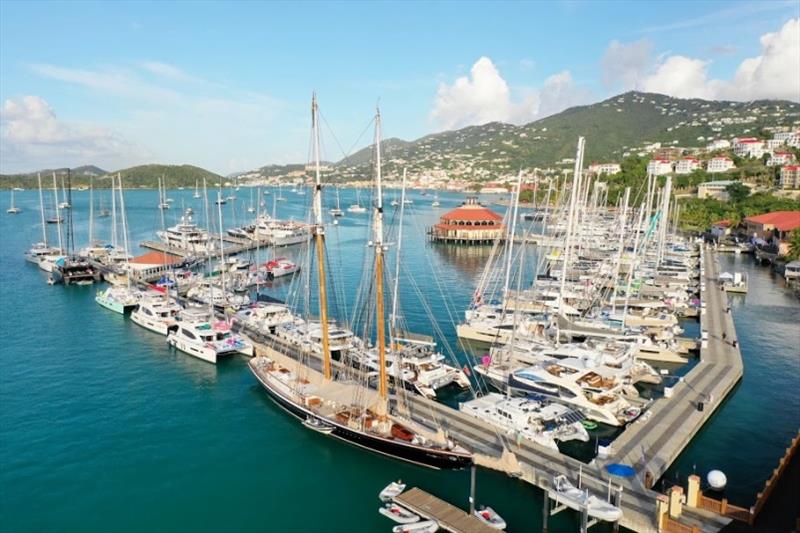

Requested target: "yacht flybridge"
[
  {"left": 248, "top": 95, "right": 472, "bottom": 470},
  {"left": 157, "top": 211, "right": 214, "bottom": 254}
]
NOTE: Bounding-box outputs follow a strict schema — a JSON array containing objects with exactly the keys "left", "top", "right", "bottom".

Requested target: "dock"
[
  {"left": 243, "top": 245, "right": 742, "bottom": 532},
  {"left": 394, "top": 487, "right": 497, "bottom": 533},
  {"left": 139, "top": 233, "right": 270, "bottom": 259}
]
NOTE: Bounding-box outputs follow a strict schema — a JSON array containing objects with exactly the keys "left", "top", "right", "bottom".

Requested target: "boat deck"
[{"left": 394, "top": 488, "right": 497, "bottom": 533}]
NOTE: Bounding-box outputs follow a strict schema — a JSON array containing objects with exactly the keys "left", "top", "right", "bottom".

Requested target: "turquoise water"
[{"left": 0, "top": 188, "right": 797, "bottom": 532}]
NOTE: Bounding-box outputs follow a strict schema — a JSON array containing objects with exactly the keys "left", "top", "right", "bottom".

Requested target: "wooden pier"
[{"left": 394, "top": 488, "right": 497, "bottom": 533}]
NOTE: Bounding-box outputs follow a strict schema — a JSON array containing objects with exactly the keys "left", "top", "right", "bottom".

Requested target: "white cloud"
[
  {"left": 642, "top": 56, "right": 716, "bottom": 99},
  {"left": 0, "top": 96, "right": 147, "bottom": 173},
  {"left": 601, "top": 39, "right": 653, "bottom": 89},
  {"left": 519, "top": 58, "right": 536, "bottom": 71},
  {"left": 603, "top": 18, "right": 799, "bottom": 102},
  {"left": 140, "top": 61, "right": 198, "bottom": 83},
  {"left": 430, "top": 57, "right": 592, "bottom": 130}
]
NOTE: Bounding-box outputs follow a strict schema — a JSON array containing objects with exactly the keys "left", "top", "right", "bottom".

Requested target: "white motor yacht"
[
  {"left": 157, "top": 211, "right": 214, "bottom": 254},
  {"left": 460, "top": 392, "right": 588, "bottom": 451},
  {"left": 130, "top": 296, "right": 183, "bottom": 335},
  {"left": 167, "top": 318, "right": 254, "bottom": 363}
]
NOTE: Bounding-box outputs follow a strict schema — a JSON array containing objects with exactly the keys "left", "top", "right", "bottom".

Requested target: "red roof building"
[
  {"left": 743, "top": 211, "right": 800, "bottom": 254},
  {"left": 429, "top": 197, "right": 505, "bottom": 244},
  {"left": 129, "top": 251, "right": 184, "bottom": 269}
]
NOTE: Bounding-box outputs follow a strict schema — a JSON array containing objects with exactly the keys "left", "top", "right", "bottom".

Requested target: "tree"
[
  {"left": 725, "top": 182, "right": 750, "bottom": 203},
  {"left": 788, "top": 228, "right": 800, "bottom": 261}
]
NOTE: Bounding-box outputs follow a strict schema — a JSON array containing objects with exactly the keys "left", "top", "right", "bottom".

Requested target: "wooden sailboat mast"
[
  {"left": 311, "top": 93, "right": 332, "bottom": 380},
  {"left": 372, "top": 107, "right": 389, "bottom": 407}
]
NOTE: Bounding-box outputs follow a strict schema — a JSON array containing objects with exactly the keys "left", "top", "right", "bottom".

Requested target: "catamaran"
[
  {"left": 249, "top": 96, "right": 472, "bottom": 470},
  {"left": 25, "top": 173, "right": 63, "bottom": 268}
]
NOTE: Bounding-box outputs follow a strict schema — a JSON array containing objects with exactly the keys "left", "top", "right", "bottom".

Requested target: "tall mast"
[
  {"left": 89, "top": 176, "right": 94, "bottom": 244},
  {"left": 311, "top": 93, "right": 332, "bottom": 380},
  {"left": 111, "top": 174, "right": 118, "bottom": 249},
  {"left": 390, "top": 168, "right": 407, "bottom": 346},
  {"left": 372, "top": 106, "right": 389, "bottom": 412},
  {"left": 217, "top": 190, "right": 226, "bottom": 296},
  {"left": 502, "top": 171, "right": 523, "bottom": 299},
  {"left": 37, "top": 173, "right": 47, "bottom": 245},
  {"left": 611, "top": 187, "right": 630, "bottom": 313},
  {"left": 557, "top": 137, "right": 585, "bottom": 321},
  {"left": 117, "top": 174, "right": 132, "bottom": 288},
  {"left": 52, "top": 173, "right": 63, "bottom": 253}
]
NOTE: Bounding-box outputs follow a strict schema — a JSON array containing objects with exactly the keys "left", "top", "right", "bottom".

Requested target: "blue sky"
[{"left": 1, "top": 0, "right": 798, "bottom": 174}]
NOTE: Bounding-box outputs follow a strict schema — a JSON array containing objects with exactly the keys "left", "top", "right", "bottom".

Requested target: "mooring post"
[
  {"left": 469, "top": 463, "right": 476, "bottom": 515},
  {"left": 581, "top": 490, "right": 589, "bottom": 533},
  {"left": 542, "top": 479, "right": 549, "bottom": 532}
]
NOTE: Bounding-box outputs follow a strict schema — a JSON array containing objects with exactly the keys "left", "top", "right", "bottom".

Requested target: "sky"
[{"left": 1, "top": 0, "right": 798, "bottom": 175}]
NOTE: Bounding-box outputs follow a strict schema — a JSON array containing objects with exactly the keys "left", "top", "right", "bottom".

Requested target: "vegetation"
[
  {"left": 0, "top": 164, "right": 222, "bottom": 190},
  {"left": 787, "top": 228, "right": 800, "bottom": 261},
  {"left": 678, "top": 193, "right": 800, "bottom": 232}
]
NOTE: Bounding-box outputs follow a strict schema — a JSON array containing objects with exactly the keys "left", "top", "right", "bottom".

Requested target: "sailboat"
[
  {"left": 248, "top": 97, "right": 472, "bottom": 470},
  {"left": 95, "top": 174, "right": 141, "bottom": 313},
  {"left": 97, "top": 192, "right": 110, "bottom": 217},
  {"left": 347, "top": 188, "right": 367, "bottom": 213},
  {"left": 158, "top": 176, "right": 170, "bottom": 209},
  {"left": 431, "top": 191, "right": 440, "bottom": 208},
  {"left": 276, "top": 183, "right": 286, "bottom": 202},
  {"left": 193, "top": 179, "right": 201, "bottom": 199},
  {"left": 7, "top": 189, "right": 21, "bottom": 214},
  {"left": 247, "top": 189, "right": 256, "bottom": 213},
  {"left": 25, "top": 173, "right": 62, "bottom": 267},
  {"left": 330, "top": 185, "right": 344, "bottom": 217},
  {"left": 58, "top": 173, "right": 71, "bottom": 209}
]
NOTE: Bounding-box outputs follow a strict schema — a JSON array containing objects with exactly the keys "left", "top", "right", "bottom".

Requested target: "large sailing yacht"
[{"left": 249, "top": 96, "right": 472, "bottom": 469}]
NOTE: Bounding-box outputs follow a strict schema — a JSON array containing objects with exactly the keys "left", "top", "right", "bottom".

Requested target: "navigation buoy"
[{"left": 707, "top": 470, "right": 727, "bottom": 490}]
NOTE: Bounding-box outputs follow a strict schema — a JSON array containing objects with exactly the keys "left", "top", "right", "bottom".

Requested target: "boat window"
[{"left": 181, "top": 329, "right": 196, "bottom": 340}]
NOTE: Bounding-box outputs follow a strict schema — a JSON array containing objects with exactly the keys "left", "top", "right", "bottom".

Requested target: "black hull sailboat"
[{"left": 249, "top": 359, "right": 472, "bottom": 470}]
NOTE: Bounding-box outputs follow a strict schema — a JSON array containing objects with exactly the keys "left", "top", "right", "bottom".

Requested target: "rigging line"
[{"left": 319, "top": 109, "right": 376, "bottom": 164}]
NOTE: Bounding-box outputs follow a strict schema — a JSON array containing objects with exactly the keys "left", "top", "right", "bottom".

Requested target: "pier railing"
[{"left": 750, "top": 430, "right": 800, "bottom": 523}]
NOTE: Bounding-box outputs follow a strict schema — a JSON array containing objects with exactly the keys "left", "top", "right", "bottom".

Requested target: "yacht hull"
[
  {"left": 249, "top": 360, "right": 472, "bottom": 470},
  {"left": 130, "top": 311, "right": 177, "bottom": 336},
  {"left": 95, "top": 296, "right": 126, "bottom": 314}
]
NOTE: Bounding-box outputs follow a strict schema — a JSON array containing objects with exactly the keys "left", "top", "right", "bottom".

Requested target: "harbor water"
[{"left": 1, "top": 188, "right": 798, "bottom": 532}]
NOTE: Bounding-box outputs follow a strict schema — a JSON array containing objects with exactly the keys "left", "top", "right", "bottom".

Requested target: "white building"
[
  {"left": 773, "top": 131, "right": 800, "bottom": 145},
  {"left": 675, "top": 157, "right": 701, "bottom": 174},
  {"left": 697, "top": 180, "right": 746, "bottom": 201},
  {"left": 732, "top": 137, "right": 765, "bottom": 158},
  {"left": 780, "top": 165, "right": 800, "bottom": 189},
  {"left": 766, "top": 139, "right": 786, "bottom": 151},
  {"left": 706, "top": 139, "right": 731, "bottom": 151},
  {"left": 767, "top": 151, "right": 797, "bottom": 167},
  {"left": 587, "top": 162, "right": 622, "bottom": 175},
  {"left": 647, "top": 159, "right": 672, "bottom": 176},
  {"left": 707, "top": 156, "right": 735, "bottom": 173}
]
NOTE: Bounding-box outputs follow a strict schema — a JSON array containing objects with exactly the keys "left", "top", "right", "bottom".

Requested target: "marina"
[{"left": 2, "top": 180, "right": 798, "bottom": 532}]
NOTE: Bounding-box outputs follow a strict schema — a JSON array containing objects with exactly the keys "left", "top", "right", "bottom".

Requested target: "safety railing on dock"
[{"left": 750, "top": 430, "right": 800, "bottom": 523}]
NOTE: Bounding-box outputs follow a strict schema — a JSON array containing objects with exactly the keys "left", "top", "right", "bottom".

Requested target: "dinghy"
[
  {"left": 473, "top": 506, "right": 506, "bottom": 530},
  {"left": 379, "top": 481, "right": 407, "bottom": 501},
  {"left": 302, "top": 417, "right": 334, "bottom": 434},
  {"left": 379, "top": 503, "right": 420, "bottom": 524},
  {"left": 392, "top": 520, "right": 439, "bottom": 533},
  {"left": 550, "top": 475, "right": 622, "bottom": 522}
]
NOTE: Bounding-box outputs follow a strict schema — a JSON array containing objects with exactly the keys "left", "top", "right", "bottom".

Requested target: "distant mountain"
[
  {"left": 328, "top": 91, "right": 799, "bottom": 180},
  {"left": 0, "top": 164, "right": 221, "bottom": 189}
]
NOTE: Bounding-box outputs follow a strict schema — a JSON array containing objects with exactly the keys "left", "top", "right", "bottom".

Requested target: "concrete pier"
[{"left": 244, "top": 244, "right": 742, "bottom": 532}]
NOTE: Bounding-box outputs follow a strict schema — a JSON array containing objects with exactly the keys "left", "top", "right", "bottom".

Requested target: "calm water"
[{"left": 0, "top": 188, "right": 797, "bottom": 532}]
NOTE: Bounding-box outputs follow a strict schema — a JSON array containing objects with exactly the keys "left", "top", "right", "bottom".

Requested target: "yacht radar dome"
[{"left": 707, "top": 470, "right": 727, "bottom": 490}]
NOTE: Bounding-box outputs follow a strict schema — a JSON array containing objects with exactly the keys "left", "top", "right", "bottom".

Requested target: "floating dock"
[{"left": 394, "top": 487, "right": 497, "bottom": 533}]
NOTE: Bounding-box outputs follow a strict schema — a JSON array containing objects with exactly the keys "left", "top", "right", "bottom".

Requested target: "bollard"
[
  {"left": 669, "top": 486, "right": 684, "bottom": 519},
  {"left": 686, "top": 475, "right": 700, "bottom": 507},
  {"left": 656, "top": 494, "right": 669, "bottom": 531}
]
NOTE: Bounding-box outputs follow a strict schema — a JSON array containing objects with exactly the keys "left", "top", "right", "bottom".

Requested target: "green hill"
[
  {"left": 0, "top": 164, "right": 222, "bottom": 189},
  {"left": 333, "top": 91, "right": 799, "bottom": 179}
]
